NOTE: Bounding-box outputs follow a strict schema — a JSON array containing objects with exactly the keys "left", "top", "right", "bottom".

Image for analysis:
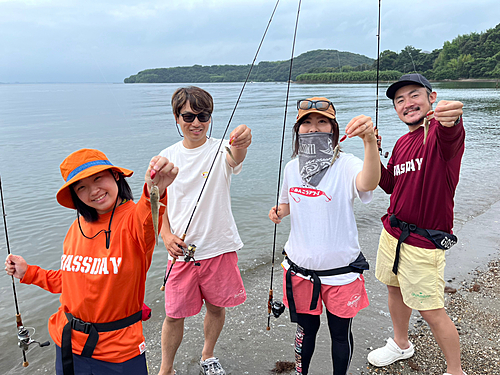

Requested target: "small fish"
[
  {"left": 330, "top": 134, "right": 347, "bottom": 166},
  {"left": 225, "top": 146, "right": 237, "bottom": 164},
  {"left": 331, "top": 144, "right": 340, "bottom": 165},
  {"left": 150, "top": 184, "right": 160, "bottom": 245},
  {"left": 423, "top": 111, "right": 434, "bottom": 145}
]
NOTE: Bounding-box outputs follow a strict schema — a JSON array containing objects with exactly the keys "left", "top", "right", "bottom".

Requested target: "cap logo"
[{"left": 67, "top": 160, "right": 113, "bottom": 181}]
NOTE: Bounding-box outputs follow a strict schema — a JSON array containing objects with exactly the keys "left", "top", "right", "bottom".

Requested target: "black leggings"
[{"left": 294, "top": 311, "right": 353, "bottom": 375}]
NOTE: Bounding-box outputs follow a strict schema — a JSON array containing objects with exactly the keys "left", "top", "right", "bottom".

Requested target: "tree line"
[
  {"left": 124, "top": 23, "right": 500, "bottom": 83},
  {"left": 124, "top": 50, "right": 374, "bottom": 83},
  {"left": 297, "top": 23, "right": 500, "bottom": 83}
]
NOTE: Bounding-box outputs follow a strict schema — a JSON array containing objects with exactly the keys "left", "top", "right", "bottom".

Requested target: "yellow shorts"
[{"left": 375, "top": 228, "right": 446, "bottom": 310}]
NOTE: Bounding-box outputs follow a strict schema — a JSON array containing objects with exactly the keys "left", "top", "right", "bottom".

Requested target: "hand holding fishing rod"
[
  {"left": 1, "top": 176, "right": 50, "bottom": 367},
  {"left": 5, "top": 254, "right": 28, "bottom": 279}
]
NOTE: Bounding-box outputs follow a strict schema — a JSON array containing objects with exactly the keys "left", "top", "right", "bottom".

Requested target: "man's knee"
[
  {"left": 164, "top": 315, "right": 185, "bottom": 325},
  {"left": 205, "top": 302, "right": 225, "bottom": 316},
  {"left": 419, "top": 308, "right": 447, "bottom": 326},
  {"left": 387, "top": 285, "right": 403, "bottom": 299}
]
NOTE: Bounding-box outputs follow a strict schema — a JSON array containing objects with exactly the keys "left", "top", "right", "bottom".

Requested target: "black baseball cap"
[{"left": 386, "top": 73, "right": 432, "bottom": 100}]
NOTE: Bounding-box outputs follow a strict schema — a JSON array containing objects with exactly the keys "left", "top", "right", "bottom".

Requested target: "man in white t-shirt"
[{"left": 157, "top": 86, "right": 252, "bottom": 375}]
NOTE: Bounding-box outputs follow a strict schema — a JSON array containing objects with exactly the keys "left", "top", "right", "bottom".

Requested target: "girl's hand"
[
  {"left": 345, "top": 115, "right": 376, "bottom": 142},
  {"left": 268, "top": 204, "right": 290, "bottom": 224},
  {"left": 146, "top": 156, "right": 179, "bottom": 194},
  {"left": 5, "top": 254, "right": 27, "bottom": 280}
]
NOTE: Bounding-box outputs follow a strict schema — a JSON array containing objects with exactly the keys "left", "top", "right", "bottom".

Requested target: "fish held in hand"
[
  {"left": 225, "top": 146, "right": 237, "bottom": 164},
  {"left": 423, "top": 111, "right": 434, "bottom": 145},
  {"left": 150, "top": 184, "right": 161, "bottom": 245},
  {"left": 331, "top": 144, "right": 340, "bottom": 165}
]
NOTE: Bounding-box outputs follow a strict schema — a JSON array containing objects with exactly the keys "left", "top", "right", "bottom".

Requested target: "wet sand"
[{"left": 143, "top": 201, "right": 500, "bottom": 375}]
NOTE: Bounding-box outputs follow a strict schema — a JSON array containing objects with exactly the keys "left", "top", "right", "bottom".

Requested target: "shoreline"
[
  {"left": 362, "top": 257, "right": 500, "bottom": 375},
  {"left": 142, "top": 201, "right": 500, "bottom": 374},
  {"left": 296, "top": 78, "right": 500, "bottom": 84}
]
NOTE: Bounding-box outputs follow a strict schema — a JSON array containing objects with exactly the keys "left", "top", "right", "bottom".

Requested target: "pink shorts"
[
  {"left": 282, "top": 272, "right": 369, "bottom": 318},
  {"left": 164, "top": 251, "right": 246, "bottom": 318}
]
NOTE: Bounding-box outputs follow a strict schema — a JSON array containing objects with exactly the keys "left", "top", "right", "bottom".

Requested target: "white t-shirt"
[
  {"left": 280, "top": 153, "right": 372, "bottom": 285},
  {"left": 159, "top": 138, "right": 243, "bottom": 260}
]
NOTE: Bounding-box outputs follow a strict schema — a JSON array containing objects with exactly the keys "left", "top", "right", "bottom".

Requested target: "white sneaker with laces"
[
  {"left": 199, "top": 357, "right": 226, "bottom": 375},
  {"left": 367, "top": 338, "right": 414, "bottom": 367}
]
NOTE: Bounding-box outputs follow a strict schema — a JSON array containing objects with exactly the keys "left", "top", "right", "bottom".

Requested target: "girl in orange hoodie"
[{"left": 5, "top": 148, "right": 178, "bottom": 375}]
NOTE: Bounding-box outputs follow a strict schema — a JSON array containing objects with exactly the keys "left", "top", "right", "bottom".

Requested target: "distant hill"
[
  {"left": 124, "top": 49, "right": 375, "bottom": 83},
  {"left": 297, "top": 22, "right": 500, "bottom": 82}
]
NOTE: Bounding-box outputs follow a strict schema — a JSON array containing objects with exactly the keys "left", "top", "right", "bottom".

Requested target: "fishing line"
[
  {"left": 267, "top": 0, "right": 302, "bottom": 331},
  {"left": 161, "top": 0, "right": 283, "bottom": 290},
  {"left": 405, "top": 49, "right": 432, "bottom": 98}
]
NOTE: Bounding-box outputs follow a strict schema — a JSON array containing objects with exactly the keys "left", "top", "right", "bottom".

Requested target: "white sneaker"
[
  {"left": 367, "top": 338, "right": 414, "bottom": 367},
  {"left": 200, "top": 357, "right": 226, "bottom": 375}
]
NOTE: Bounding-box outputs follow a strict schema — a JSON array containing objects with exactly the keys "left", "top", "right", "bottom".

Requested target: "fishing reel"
[
  {"left": 182, "top": 244, "right": 200, "bottom": 266},
  {"left": 269, "top": 300, "right": 285, "bottom": 318},
  {"left": 17, "top": 325, "right": 50, "bottom": 352}
]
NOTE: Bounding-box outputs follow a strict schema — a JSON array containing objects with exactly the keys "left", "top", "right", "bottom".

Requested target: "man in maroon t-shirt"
[{"left": 368, "top": 74, "right": 466, "bottom": 375}]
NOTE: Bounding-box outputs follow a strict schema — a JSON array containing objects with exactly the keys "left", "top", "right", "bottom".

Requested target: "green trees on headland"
[
  {"left": 124, "top": 23, "right": 500, "bottom": 83},
  {"left": 124, "top": 50, "right": 374, "bottom": 83},
  {"left": 297, "top": 23, "right": 500, "bottom": 83}
]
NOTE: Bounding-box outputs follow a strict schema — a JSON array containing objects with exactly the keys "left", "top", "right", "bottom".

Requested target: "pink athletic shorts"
[
  {"left": 164, "top": 251, "right": 246, "bottom": 318},
  {"left": 282, "top": 272, "right": 369, "bottom": 318}
]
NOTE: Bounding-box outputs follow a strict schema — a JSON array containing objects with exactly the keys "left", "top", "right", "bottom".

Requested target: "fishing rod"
[
  {"left": 266, "top": 0, "right": 302, "bottom": 331},
  {"left": 375, "top": 0, "right": 388, "bottom": 158},
  {"left": 0, "top": 176, "right": 50, "bottom": 368},
  {"left": 160, "top": 0, "right": 282, "bottom": 290}
]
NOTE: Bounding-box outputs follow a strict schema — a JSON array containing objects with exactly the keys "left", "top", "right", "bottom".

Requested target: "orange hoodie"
[{"left": 21, "top": 185, "right": 167, "bottom": 363}]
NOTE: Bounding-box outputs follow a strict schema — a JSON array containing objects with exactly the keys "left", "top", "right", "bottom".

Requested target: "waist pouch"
[
  {"left": 62, "top": 310, "right": 142, "bottom": 375},
  {"left": 142, "top": 303, "right": 152, "bottom": 321},
  {"left": 285, "top": 252, "right": 369, "bottom": 323},
  {"left": 389, "top": 214, "right": 457, "bottom": 275}
]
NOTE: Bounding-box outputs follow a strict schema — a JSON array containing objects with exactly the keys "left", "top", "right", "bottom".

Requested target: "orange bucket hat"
[
  {"left": 56, "top": 149, "right": 133, "bottom": 209},
  {"left": 296, "top": 97, "right": 336, "bottom": 122}
]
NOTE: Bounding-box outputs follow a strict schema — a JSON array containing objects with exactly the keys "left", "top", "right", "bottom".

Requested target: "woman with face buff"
[{"left": 269, "top": 98, "right": 380, "bottom": 375}]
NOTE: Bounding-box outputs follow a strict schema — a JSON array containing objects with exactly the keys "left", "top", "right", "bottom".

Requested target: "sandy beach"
[{"left": 142, "top": 201, "right": 500, "bottom": 375}]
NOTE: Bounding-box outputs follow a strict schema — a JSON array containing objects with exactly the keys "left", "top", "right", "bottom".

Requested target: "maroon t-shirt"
[{"left": 379, "top": 117, "right": 465, "bottom": 248}]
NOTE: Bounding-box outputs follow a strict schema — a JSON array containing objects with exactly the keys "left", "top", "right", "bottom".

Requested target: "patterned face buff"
[{"left": 298, "top": 132, "right": 334, "bottom": 187}]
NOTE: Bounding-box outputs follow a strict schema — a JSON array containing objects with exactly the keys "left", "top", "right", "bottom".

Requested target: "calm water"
[{"left": 0, "top": 82, "right": 499, "bottom": 373}]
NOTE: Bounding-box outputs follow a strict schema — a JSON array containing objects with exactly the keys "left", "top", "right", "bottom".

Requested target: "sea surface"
[{"left": 0, "top": 81, "right": 499, "bottom": 373}]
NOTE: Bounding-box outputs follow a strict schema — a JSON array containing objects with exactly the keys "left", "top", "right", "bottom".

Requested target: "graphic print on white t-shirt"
[{"left": 289, "top": 186, "right": 332, "bottom": 202}]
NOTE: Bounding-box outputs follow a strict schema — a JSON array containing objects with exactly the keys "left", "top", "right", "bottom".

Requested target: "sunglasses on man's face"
[
  {"left": 297, "top": 99, "right": 335, "bottom": 112},
  {"left": 180, "top": 112, "right": 211, "bottom": 123}
]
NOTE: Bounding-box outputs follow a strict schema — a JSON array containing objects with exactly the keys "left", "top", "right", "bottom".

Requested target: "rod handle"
[
  {"left": 16, "top": 313, "right": 23, "bottom": 328},
  {"left": 22, "top": 350, "right": 29, "bottom": 367}
]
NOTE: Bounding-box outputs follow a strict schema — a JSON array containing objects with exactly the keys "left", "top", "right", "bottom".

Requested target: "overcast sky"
[{"left": 1, "top": 0, "right": 498, "bottom": 83}]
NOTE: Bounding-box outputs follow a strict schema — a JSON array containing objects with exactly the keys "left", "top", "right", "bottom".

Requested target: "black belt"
[
  {"left": 62, "top": 310, "right": 142, "bottom": 375},
  {"left": 285, "top": 252, "right": 368, "bottom": 323},
  {"left": 389, "top": 214, "right": 457, "bottom": 275}
]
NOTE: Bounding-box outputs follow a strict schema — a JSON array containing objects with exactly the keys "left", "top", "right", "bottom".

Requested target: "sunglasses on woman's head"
[
  {"left": 297, "top": 99, "right": 335, "bottom": 112},
  {"left": 180, "top": 112, "right": 211, "bottom": 123}
]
